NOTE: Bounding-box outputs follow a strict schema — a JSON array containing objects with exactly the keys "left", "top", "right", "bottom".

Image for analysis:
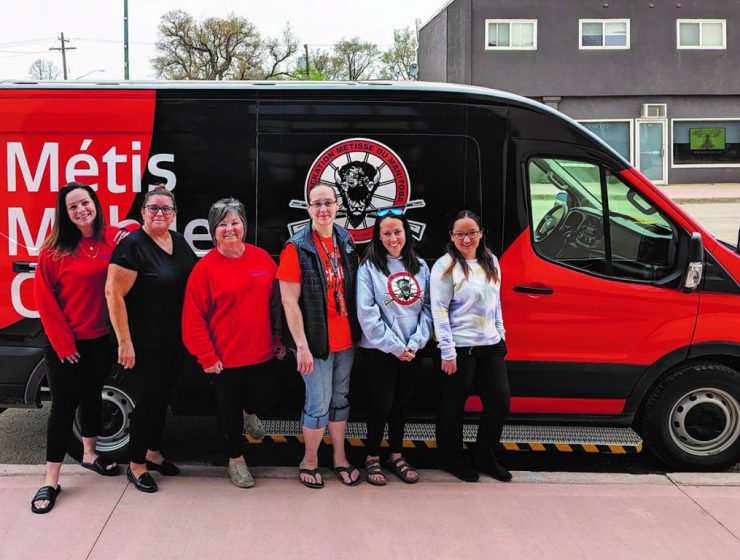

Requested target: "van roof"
[{"left": 0, "top": 79, "right": 538, "bottom": 108}]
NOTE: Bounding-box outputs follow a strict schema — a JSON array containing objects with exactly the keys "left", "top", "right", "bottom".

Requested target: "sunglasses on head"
[{"left": 376, "top": 207, "right": 404, "bottom": 217}]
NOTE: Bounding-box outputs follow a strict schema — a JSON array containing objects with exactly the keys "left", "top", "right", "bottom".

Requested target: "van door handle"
[
  {"left": 13, "top": 261, "right": 37, "bottom": 273},
  {"left": 513, "top": 285, "right": 554, "bottom": 295}
]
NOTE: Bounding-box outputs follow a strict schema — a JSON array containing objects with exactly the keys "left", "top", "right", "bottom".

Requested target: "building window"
[
  {"left": 580, "top": 121, "right": 633, "bottom": 163},
  {"left": 485, "top": 19, "right": 537, "bottom": 50},
  {"left": 673, "top": 120, "right": 740, "bottom": 166},
  {"left": 677, "top": 20, "right": 726, "bottom": 49},
  {"left": 579, "top": 19, "right": 630, "bottom": 49}
]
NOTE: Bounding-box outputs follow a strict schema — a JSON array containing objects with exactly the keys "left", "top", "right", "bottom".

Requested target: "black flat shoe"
[
  {"left": 127, "top": 467, "right": 158, "bottom": 493},
  {"left": 442, "top": 461, "right": 480, "bottom": 482},
  {"left": 146, "top": 459, "right": 180, "bottom": 476},
  {"left": 475, "top": 459, "right": 513, "bottom": 482}
]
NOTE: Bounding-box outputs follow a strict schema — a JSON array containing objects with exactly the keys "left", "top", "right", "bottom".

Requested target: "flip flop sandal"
[
  {"left": 386, "top": 457, "right": 419, "bottom": 484},
  {"left": 364, "top": 459, "right": 386, "bottom": 486},
  {"left": 299, "top": 467, "right": 324, "bottom": 489},
  {"left": 333, "top": 465, "right": 361, "bottom": 486},
  {"left": 81, "top": 456, "right": 120, "bottom": 477},
  {"left": 31, "top": 485, "right": 61, "bottom": 514}
]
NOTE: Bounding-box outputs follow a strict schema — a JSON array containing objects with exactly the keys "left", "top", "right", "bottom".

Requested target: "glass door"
[{"left": 637, "top": 120, "right": 666, "bottom": 184}]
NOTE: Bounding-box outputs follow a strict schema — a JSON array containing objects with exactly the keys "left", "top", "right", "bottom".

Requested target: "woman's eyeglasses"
[
  {"left": 145, "top": 205, "right": 175, "bottom": 216},
  {"left": 376, "top": 207, "right": 404, "bottom": 217},
  {"left": 451, "top": 230, "right": 481, "bottom": 240}
]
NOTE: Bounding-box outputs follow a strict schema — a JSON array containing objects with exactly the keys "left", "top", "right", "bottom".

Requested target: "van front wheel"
[
  {"left": 67, "top": 377, "right": 136, "bottom": 463},
  {"left": 641, "top": 363, "right": 740, "bottom": 470}
]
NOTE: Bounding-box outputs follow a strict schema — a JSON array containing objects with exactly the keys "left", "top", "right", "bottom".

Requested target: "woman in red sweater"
[
  {"left": 182, "top": 198, "right": 285, "bottom": 488},
  {"left": 31, "top": 182, "right": 123, "bottom": 514}
]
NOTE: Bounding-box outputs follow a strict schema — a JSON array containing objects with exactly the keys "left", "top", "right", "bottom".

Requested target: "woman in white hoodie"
[
  {"left": 357, "top": 209, "right": 432, "bottom": 485},
  {"left": 431, "top": 210, "right": 511, "bottom": 483}
]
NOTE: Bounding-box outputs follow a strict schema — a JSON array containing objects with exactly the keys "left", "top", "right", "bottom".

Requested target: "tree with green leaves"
[
  {"left": 152, "top": 10, "right": 298, "bottom": 80},
  {"left": 380, "top": 27, "right": 418, "bottom": 81},
  {"left": 332, "top": 38, "right": 380, "bottom": 81}
]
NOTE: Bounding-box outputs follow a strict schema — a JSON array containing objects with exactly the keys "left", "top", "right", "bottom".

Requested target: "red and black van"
[{"left": 1, "top": 81, "right": 739, "bottom": 470}]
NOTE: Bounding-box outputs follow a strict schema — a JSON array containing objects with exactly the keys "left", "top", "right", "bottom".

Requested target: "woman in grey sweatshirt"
[
  {"left": 357, "top": 209, "right": 432, "bottom": 485},
  {"left": 430, "top": 210, "right": 511, "bottom": 483}
]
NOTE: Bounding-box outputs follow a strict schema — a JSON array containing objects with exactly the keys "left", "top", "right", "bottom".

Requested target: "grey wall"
[
  {"left": 418, "top": 10, "right": 448, "bottom": 82},
  {"left": 419, "top": 0, "right": 740, "bottom": 96}
]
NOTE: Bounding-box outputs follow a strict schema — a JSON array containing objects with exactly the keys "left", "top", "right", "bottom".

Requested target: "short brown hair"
[{"left": 142, "top": 184, "right": 176, "bottom": 209}]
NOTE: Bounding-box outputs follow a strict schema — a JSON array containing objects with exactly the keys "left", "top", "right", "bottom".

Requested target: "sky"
[{"left": 0, "top": 0, "right": 443, "bottom": 80}]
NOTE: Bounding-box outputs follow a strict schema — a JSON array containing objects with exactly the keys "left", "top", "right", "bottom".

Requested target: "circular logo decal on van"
[{"left": 305, "top": 138, "right": 410, "bottom": 242}]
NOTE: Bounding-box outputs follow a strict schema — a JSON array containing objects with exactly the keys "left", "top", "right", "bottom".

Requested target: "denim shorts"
[{"left": 301, "top": 346, "right": 356, "bottom": 429}]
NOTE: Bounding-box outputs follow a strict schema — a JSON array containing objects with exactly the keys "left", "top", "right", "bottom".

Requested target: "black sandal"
[
  {"left": 299, "top": 467, "right": 324, "bottom": 489},
  {"left": 31, "top": 485, "right": 61, "bottom": 514},
  {"left": 333, "top": 465, "right": 361, "bottom": 486},
  {"left": 364, "top": 459, "right": 386, "bottom": 486},
  {"left": 386, "top": 457, "right": 419, "bottom": 484},
  {"left": 81, "top": 456, "right": 120, "bottom": 477}
]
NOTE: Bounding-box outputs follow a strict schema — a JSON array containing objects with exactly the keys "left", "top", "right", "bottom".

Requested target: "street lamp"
[{"left": 74, "top": 69, "right": 105, "bottom": 80}]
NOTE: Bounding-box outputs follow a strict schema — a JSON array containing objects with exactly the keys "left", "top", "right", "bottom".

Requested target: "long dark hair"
[
  {"left": 443, "top": 210, "right": 499, "bottom": 284},
  {"left": 362, "top": 213, "right": 421, "bottom": 276},
  {"left": 41, "top": 182, "right": 106, "bottom": 259}
]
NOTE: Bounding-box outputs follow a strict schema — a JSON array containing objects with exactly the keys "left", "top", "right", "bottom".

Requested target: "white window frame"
[
  {"left": 484, "top": 19, "right": 537, "bottom": 51},
  {"left": 579, "top": 19, "right": 630, "bottom": 50},
  {"left": 671, "top": 117, "right": 740, "bottom": 169},
  {"left": 677, "top": 19, "right": 727, "bottom": 50},
  {"left": 577, "top": 119, "right": 634, "bottom": 164}
]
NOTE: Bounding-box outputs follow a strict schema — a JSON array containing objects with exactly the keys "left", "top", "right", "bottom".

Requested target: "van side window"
[{"left": 527, "top": 157, "right": 678, "bottom": 281}]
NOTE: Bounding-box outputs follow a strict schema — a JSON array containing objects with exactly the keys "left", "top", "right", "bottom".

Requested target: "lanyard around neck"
[{"left": 314, "top": 228, "right": 340, "bottom": 279}]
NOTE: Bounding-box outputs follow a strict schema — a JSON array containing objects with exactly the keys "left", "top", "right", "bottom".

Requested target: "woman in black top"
[{"left": 106, "top": 185, "right": 197, "bottom": 493}]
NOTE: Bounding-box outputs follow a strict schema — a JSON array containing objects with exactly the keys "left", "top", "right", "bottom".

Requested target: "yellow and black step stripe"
[{"left": 243, "top": 421, "right": 643, "bottom": 454}]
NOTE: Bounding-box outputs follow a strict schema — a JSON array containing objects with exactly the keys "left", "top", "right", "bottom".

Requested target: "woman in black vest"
[{"left": 277, "top": 185, "right": 361, "bottom": 488}]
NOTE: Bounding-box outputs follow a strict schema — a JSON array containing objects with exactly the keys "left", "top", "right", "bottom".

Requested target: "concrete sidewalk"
[
  {"left": 659, "top": 183, "right": 740, "bottom": 204},
  {"left": 2, "top": 465, "right": 739, "bottom": 560}
]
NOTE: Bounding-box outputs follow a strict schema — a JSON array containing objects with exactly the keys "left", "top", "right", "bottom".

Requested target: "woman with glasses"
[
  {"left": 182, "top": 198, "right": 285, "bottom": 488},
  {"left": 430, "top": 210, "right": 512, "bottom": 483},
  {"left": 277, "top": 185, "right": 361, "bottom": 488},
  {"left": 106, "top": 185, "right": 197, "bottom": 493},
  {"left": 31, "top": 182, "right": 124, "bottom": 514},
  {"left": 356, "top": 208, "right": 432, "bottom": 485}
]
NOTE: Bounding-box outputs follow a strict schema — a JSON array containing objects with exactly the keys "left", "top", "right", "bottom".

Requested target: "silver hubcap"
[
  {"left": 73, "top": 384, "right": 135, "bottom": 453},
  {"left": 669, "top": 387, "right": 740, "bottom": 456}
]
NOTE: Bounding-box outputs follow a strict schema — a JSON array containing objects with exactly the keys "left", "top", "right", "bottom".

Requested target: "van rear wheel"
[
  {"left": 67, "top": 377, "right": 135, "bottom": 462},
  {"left": 641, "top": 363, "right": 740, "bottom": 470}
]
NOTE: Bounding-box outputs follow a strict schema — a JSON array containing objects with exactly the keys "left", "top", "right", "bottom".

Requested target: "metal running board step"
[{"left": 245, "top": 420, "right": 642, "bottom": 454}]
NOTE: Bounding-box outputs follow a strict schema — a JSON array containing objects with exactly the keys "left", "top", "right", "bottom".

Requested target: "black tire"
[
  {"left": 640, "top": 362, "right": 740, "bottom": 470},
  {"left": 66, "top": 375, "right": 136, "bottom": 463}
]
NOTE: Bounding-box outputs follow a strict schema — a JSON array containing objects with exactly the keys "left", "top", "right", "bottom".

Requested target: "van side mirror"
[{"left": 683, "top": 232, "right": 704, "bottom": 292}]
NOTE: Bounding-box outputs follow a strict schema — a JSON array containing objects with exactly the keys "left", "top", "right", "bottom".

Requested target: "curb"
[
  {"left": 4, "top": 464, "right": 740, "bottom": 486},
  {"left": 671, "top": 197, "right": 740, "bottom": 205}
]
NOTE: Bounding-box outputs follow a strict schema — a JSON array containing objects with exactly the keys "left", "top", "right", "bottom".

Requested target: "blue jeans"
[{"left": 301, "top": 346, "right": 356, "bottom": 429}]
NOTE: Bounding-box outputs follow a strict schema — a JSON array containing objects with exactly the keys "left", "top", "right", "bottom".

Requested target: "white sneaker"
[
  {"left": 228, "top": 461, "right": 255, "bottom": 488},
  {"left": 243, "top": 413, "right": 266, "bottom": 440}
]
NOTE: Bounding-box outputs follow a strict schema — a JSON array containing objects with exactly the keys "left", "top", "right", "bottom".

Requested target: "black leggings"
[
  {"left": 45, "top": 336, "right": 115, "bottom": 463},
  {"left": 212, "top": 360, "right": 277, "bottom": 459},
  {"left": 364, "top": 348, "right": 418, "bottom": 457},
  {"left": 128, "top": 346, "right": 184, "bottom": 464},
  {"left": 436, "top": 340, "right": 510, "bottom": 464}
]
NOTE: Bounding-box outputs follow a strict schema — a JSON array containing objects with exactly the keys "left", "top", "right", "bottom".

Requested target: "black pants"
[
  {"left": 364, "top": 348, "right": 419, "bottom": 457},
  {"left": 128, "top": 346, "right": 184, "bottom": 464},
  {"left": 436, "top": 340, "right": 510, "bottom": 464},
  {"left": 45, "top": 336, "right": 115, "bottom": 463},
  {"left": 212, "top": 360, "right": 277, "bottom": 459}
]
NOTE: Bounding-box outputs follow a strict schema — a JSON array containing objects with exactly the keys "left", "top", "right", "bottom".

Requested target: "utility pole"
[
  {"left": 49, "top": 32, "right": 76, "bottom": 80},
  {"left": 123, "top": 0, "right": 130, "bottom": 79},
  {"left": 304, "top": 44, "right": 310, "bottom": 80}
]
